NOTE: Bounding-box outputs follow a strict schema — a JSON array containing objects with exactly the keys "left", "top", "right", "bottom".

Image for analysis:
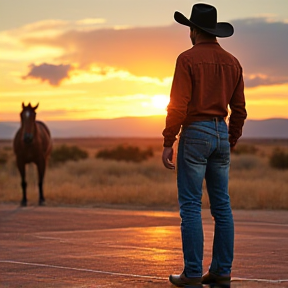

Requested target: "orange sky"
[{"left": 1, "top": 0, "right": 288, "bottom": 122}]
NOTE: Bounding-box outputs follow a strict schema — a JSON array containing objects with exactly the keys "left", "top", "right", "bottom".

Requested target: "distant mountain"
[
  {"left": 0, "top": 117, "right": 287, "bottom": 139},
  {"left": 241, "top": 118, "right": 288, "bottom": 139}
]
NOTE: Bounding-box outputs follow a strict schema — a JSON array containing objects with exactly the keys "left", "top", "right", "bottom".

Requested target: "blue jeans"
[{"left": 177, "top": 119, "right": 234, "bottom": 278}]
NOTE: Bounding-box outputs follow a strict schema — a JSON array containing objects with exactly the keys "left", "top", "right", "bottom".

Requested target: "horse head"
[{"left": 20, "top": 102, "right": 39, "bottom": 144}]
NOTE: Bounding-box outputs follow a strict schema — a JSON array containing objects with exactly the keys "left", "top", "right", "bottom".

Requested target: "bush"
[
  {"left": 50, "top": 145, "right": 88, "bottom": 165},
  {"left": 269, "top": 149, "right": 288, "bottom": 170},
  {"left": 0, "top": 151, "right": 8, "bottom": 165},
  {"left": 96, "top": 145, "right": 154, "bottom": 163},
  {"left": 233, "top": 144, "right": 258, "bottom": 155},
  {"left": 230, "top": 155, "right": 261, "bottom": 171}
]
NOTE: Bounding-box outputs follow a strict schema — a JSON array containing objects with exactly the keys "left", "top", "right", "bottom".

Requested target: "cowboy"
[{"left": 162, "top": 3, "right": 247, "bottom": 287}]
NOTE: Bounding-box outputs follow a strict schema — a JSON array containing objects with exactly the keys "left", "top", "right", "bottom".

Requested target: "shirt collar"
[{"left": 195, "top": 41, "right": 219, "bottom": 46}]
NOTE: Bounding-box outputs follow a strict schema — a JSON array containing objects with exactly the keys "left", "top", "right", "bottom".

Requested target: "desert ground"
[{"left": 0, "top": 137, "right": 287, "bottom": 209}]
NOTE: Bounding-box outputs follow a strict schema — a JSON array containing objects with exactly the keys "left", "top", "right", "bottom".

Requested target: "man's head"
[
  {"left": 174, "top": 3, "right": 234, "bottom": 38},
  {"left": 189, "top": 25, "right": 216, "bottom": 45}
]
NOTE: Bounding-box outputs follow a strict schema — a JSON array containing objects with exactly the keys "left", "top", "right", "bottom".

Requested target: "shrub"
[
  {"left": 230, "top": 154, "right": 262, "bottom": 171},
  {"left": 50, "top": 145, "right": 88, "bottom": 165},
  {"left": 269, "top": 149, "right": 288, "bottom": 170},
  {"left": 0, "top": 151, "right": 8, "bottom": 165},
  {"left": 96, "top": 145, "right": 154, "bottom": 163},
  {"left": 233, "top": 144, "right": 258, "bottom": 155},
  {"left": 3, "top": 146, "right": 12, "bottom": 151}
]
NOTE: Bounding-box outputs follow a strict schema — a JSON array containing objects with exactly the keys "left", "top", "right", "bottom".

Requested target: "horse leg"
[
  {"left": 17, "top": 160, "right": 27, "bottom": 206},
  {"left": 37, "top": 159, "right": 46, "bottom": 206}
]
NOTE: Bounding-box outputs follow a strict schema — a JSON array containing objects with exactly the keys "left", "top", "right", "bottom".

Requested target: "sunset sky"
[{"left": 1, "top": 0, "right": 288, "bottom": 122}]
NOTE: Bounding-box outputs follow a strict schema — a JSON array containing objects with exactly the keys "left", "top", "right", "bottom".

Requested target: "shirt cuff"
[{"left": 163, "top": 139, "right": 175, "bottom": 147}]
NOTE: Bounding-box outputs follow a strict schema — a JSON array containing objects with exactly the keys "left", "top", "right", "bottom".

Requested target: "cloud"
[
  {"left": 223, "top": 17, "right": 288, "bottom": 87},
  {"left": 4, "top": 16, "right": 288, "bottom": 88},
  {"left": 21, "top": 16, "right": 288, "bottom": 87},
  {"left": 1, "top": 18, "right": 107, "bottom": 38},
  {"left": 76, "top": 18, "right": 106, "bottom": 25},
  {"left": 67, "top": 65, "right": 172, "bottom": 86},
  {"left": 22, "top": 23, "right": 188, "bottom": 79},
  {"left": 243, "top": 73, "right": 288, "bottom": 88},
  {"left": 0, "top": 18, "right": 107, "bottom": 61},
  {"left": 1, "top": 89, "right": 86, "bottom": 97},
  {"left": 23, "top": 63, "right": 73, "bottom": 86}
]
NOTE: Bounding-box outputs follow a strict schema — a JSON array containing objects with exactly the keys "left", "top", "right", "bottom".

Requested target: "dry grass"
[
  {"left": 229, "top": 155, "right": 288, "bottom": 209},
  {"left": 0, "top": 138, "right": 287, "bottom": 210}
]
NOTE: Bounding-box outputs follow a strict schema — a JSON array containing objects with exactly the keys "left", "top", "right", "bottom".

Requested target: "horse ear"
[
  {"left": 22, "top": 102, "right": 25, "bottom": 109},
  {"left": 34, "top": 103, "right": 39, "bottom": 110}
]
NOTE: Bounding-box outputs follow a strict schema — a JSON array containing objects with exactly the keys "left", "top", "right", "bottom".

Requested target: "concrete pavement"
[{"left": 0, "top": 205, "right": 287, "bottom": 287}]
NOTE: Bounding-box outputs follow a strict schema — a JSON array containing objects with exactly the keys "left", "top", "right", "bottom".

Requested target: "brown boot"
[
  {"left": 169, "top": 272, "right": 202, "bottom": 287},
  {"left": 202, "top": 271, "right": 231, "bottom": 285}
]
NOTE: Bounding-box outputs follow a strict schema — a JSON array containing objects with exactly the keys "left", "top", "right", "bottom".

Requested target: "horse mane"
[{"left": 36, "top": 121, "right": 51, "bottom": 137}]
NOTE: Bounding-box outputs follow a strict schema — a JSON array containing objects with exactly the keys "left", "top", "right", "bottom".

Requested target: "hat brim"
[{"left": 174, "top": 11, "right": 234, "bottom": 38}]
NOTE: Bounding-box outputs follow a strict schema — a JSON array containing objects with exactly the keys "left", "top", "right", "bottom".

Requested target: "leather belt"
[{"left": 202, "top": 117, "right": 223, "bottom": 122}]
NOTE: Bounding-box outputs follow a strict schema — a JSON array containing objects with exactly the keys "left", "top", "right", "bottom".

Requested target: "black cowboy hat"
[{"left": 174, "top": 3, "right": 234, "bottom": 38}]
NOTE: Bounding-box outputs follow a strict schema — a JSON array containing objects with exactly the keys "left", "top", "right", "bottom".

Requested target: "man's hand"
[
  {"left": 162, "top": 147, "right": 175, "bottom": 170},
  {"left": 229, "top": 134, "right": 236, "bottom": 153}
]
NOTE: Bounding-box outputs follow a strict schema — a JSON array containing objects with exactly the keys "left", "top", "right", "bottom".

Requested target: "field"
[{"left": 0, "top": 137, "right": 287, "bottom": 210}]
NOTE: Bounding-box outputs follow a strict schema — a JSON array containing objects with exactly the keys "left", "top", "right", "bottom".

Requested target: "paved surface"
[{"left": 0, "top": 205, "right": 288, "bottom": 288}]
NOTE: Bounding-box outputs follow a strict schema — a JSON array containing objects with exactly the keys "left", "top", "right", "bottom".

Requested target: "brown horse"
[{"left": 13, "top": 103, "right": 52, "bottom": 206}]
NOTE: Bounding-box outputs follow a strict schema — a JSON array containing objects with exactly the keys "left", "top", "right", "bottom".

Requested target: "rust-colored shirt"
[{"left": 163, "top": 41, "right": 247, "bottom": 147}]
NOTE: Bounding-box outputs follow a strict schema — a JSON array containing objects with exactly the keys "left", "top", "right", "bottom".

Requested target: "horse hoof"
[
  {"left": 20, "top": 200, "right": 27, "bottom": 207},
  {"left": 39, "top": 199, "right": 45, "bottom": 206}
]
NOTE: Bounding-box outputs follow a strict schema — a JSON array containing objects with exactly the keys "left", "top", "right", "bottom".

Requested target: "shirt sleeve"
[
  {"left": 229, "top": 67, "right": 247, "bottom": 147},
  {"left": 162, "top": 54, "right": 192, "bottom": 147}
]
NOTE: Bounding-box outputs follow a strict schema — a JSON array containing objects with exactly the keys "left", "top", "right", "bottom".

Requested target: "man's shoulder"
[
  {"left": 176, "top": 48, "right": 196, "bottom": 65},
  {"left": 178, "top": 48, "right": 194, "bottom": 58},
  {"left": 218, "top": 45, "right": 242, "bottom": 66},
  {"left": 176, "top": 44, "right": 242, "bottom": 68}
]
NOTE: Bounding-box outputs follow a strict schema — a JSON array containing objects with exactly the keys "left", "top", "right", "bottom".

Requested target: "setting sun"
[{"left": 151, "top": 95, "right": 170, "bottom": 110}]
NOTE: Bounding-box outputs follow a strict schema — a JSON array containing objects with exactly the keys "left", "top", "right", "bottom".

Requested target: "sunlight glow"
[
  {"left": 151, "top": 95, "right": 169, "bottom": 109},
  {"left": 0, "top": 46, "right": 64, "bottom": 61},
  {"left": 76, "top": 18, "right": 106, "bottom": 25},
  {"left": 68, "top": 67, "right": 172, "bottom": 86}
]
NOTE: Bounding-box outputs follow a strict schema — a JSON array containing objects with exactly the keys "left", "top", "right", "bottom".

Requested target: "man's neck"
[
  {"left": 195, "top": 37, "right": 218, "bottom": 45},
  {"left": 195, "top": 35, "right": 217, "bottom": 45}
]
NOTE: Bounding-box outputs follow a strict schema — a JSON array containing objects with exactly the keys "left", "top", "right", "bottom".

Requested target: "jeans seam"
[{"left": 184, "top": 126, "right": 217, "bottom": 137}]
